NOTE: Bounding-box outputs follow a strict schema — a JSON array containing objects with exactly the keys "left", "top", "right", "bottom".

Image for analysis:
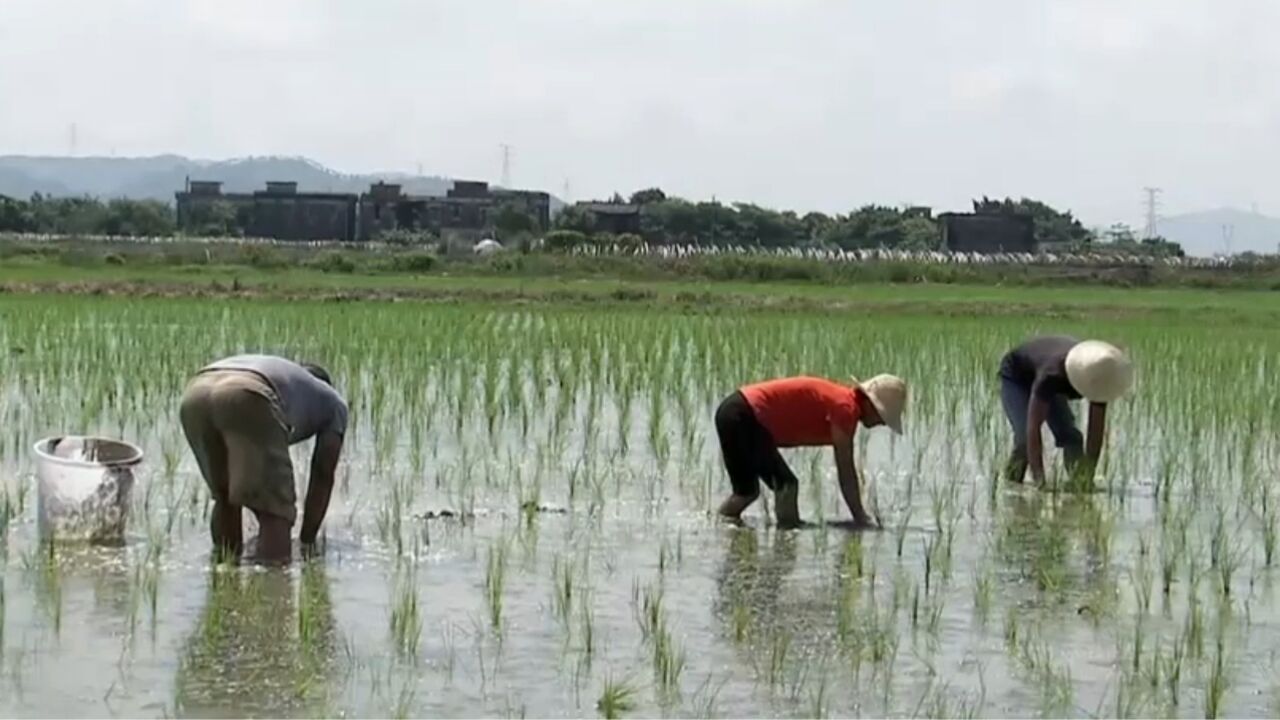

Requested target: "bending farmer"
[
  {"left": 715, "top": 375, "right": 907, "bottom": 528},
  {"left": 999, "top": 336, "right": 1133, "bottom": 485},
  {"left": 180, "top": 354, "right": 348, "bottom": 562}
]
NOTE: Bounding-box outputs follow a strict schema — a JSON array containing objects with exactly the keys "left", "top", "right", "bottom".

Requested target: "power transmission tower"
[
  {"left": 69, "top": 123, "right": 78, "bottom": 156},
  {"left": 498, "top": 143, "right": 513, "bottom": 188},
  {"left": 1142, "top": 187, "right": 1162, "bottom": 239},
  {"left": 1222, "top": 224, "right": 1234, "bottom": 256}
]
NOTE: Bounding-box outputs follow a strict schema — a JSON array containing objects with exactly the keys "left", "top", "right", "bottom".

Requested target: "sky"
[{"left": 1, "top": 0, "right": 1276, "bottom": 227}]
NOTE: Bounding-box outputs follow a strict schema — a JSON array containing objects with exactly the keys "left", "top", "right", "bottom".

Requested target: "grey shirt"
[{"left": 203, "top": 354, "right": 349, "bottom": 443}]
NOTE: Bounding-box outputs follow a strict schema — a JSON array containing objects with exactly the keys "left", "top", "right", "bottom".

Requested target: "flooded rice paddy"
[{"left": 0, "top": 295, "right": 1278, "bottom": 717}]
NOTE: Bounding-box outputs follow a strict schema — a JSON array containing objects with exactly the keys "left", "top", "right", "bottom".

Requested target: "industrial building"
[
  {"left": 575, "top": 202, "right": 642, "bottom": 235},
  {"left": 359, "top": 181, "right": 550, "bottom": 241},
  {"left": 176, "top": 179, "right": 551, "bottom": 242},
  {"left": 938, "top": 212, "right": 1037, "bottom": 254}
]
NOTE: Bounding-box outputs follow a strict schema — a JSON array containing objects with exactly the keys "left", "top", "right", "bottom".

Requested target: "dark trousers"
[
  {"left": 1000, "top": 376, "right": 1084, "bottom": 480},
  {"left": 715, "top": 391, "right": 799, "bottom": 498}
]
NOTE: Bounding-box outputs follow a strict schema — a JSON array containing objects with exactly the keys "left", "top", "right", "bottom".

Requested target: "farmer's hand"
[{"left": 300, "top": 535, "right": 325, "bottom": 561}]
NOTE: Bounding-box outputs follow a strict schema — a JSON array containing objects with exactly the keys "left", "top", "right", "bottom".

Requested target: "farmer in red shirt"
[{"left": 715, "top": 375, "right": 907, "bottom": 528}]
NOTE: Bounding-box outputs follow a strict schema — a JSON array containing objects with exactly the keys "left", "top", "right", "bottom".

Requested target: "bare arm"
[
  {"left": 301, "top": 431, "right": 343, "bottom": 545},
  {"left": 832, "top": 425, "right": 872, "bottom": 526},
  {"left": 1082, "top": 402, "right": 1107, "bottom": 479},
  {"left": 1027, "top": 396, "right": 1049, "bottom": 485}
]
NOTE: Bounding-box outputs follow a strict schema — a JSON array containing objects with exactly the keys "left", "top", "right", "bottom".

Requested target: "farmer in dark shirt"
[{"left": 999, "top": 336, "right": 1133, "bottom": 485}]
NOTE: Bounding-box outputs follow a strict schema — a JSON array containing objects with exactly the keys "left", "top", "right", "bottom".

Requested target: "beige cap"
[
  {"left": 1065, "top": 340, "right": 1133, "bottom": 403},
  {"left": 856, "top": 374, "right": 907, "bottom": 434}
]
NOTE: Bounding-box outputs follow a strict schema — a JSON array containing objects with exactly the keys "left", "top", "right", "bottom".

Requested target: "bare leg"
[
  {"left": 718, "top": 493, "right": 758, "bottom": 522},
  {"left": 774, "top": 484, "right": 801, "bottom": 528},
  {"left": 1005, "top": 448, "right": 1029, "bottom": 484},
  {"left": 253, "top": 511, "right": 292, "bottom": 564},
  {"left": 1063, "top": 444, "right": 1085, "bottom": 477},
  {"left": 210, "top": 502, "right": 244, "bottom": 561}
]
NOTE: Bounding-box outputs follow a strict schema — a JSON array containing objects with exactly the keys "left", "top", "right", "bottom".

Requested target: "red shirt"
[{"left": 740, "top": 376, "right": 861, "bottom": 447}]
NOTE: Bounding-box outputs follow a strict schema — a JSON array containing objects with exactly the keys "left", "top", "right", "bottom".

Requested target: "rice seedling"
[
  {"left": 767, "top": 628, "right": 791, "bottom": 688},
  {"left": 1021, "top": 638, "right": 1074, "bottom": 717},
  {"left": 485, "top": 540, "right": 509, "bottom": 634},
  {"left": 390, "top": 676, "right": 417, "bottom": 720},
  {"left": 1159, "top": 526, "right": 1182, "bottom": 597},
  {"left": 690, "top": 673, "right": 727, "bottom": 719},
  {"left": 33, "top": 540, "right": 62, "bottom": 636},
  {"left": 627, "top": 577, "right": 684, "bottom": 694},
  {"left": 635, "top": 580, "right": 663, "bottom": 642},
  {"left": 389, "top": 569, "right": 422, "bottom": 658},
  {"left": 1159, "top": 631, "right": 1186, "bottom": 708},
  {"left": 655, "top": 638, "right": 688, "bottom": 698},
  {"left": 807, "top": 671, "right": 830, "bottom": 719},
  {"left": 551, "top": 556, "right": 574, "bottom": 624},
  {"left": 1216, "top": 533, "right": 1242, "bottom": 599},
  {"left": 1205, "top": 623, "right": 1231, "bottom": 719},
  {"left": 1131, "top": 539, "right": 1154, "bottom": 615},
  {"left": 914, "top": 674, "right": 983, "bottom": 720},
  {"left": 0, "top": 488, "right": 11, "bottom": 557},
  {"left": 596, "top": 675, "right": 637, "bottom": 719},
  {"left": 579, "top": 596, "right": 596, "bottom": 658},
  {"left": 731, "top": 600, "right": 751, "bottom": 644},
  {"left": 1262, "top": 501, "right": 1278, "bottom": 568}
]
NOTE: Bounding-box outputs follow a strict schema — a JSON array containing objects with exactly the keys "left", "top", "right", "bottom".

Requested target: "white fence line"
[
  {"left": 572, "top": 242, "right": 1245, "bottom": 269},
  {"left": 0, "top": 232, "right": 1260, "bottom": 269}
]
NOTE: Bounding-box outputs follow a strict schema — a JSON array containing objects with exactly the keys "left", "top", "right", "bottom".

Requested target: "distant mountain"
[
  {"left": 0, "top": 155, "right": 456, "bottom": 202},
  {"left": 1159, "top": 207, "right": 1280, "bottom": 257}
]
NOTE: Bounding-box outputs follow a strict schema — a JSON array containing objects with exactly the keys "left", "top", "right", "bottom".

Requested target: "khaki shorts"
[{"left": 179, "top": 370, "right": 297, "bottom": 524}]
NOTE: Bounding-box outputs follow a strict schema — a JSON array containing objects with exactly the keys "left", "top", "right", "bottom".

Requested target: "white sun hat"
[
  {"left": 1065, "top": 340, "right": 1134, "bottom": 403},
  {"left": 855, "top": 374, "right": 908, "bottom": 434}
]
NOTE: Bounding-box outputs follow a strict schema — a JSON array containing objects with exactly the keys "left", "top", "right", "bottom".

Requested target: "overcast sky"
[{"left": 1, "top": 1, "right": 1275, "bottom": 226}]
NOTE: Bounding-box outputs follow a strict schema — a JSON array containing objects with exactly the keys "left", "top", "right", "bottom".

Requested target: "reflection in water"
[
  {"left": 173, "top": 562, "right": 339, "bottom": 718},
  {"left": 713, "top": 526, "right": 881, "bottom": 706},
  {"left": 714, "top": 527, "right": 801, "bottom": 639},
  {"left": 711, "top": 520, "right": 808, "bottom": 638},
  {"left": 994, "top": 490, "right": 1118, "bottom": 608}
]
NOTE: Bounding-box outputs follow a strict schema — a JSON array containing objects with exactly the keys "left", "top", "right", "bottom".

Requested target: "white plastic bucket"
[{"left": 33, "top": 436, "right": 143, "bottom": 543}]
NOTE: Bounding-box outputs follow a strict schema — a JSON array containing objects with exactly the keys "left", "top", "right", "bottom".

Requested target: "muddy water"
[{"left": 0, "top": 298, "right": 1278, "bottom": 717}]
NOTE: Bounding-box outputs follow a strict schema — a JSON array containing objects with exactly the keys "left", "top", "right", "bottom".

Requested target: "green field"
[
  {"left": 5, "top": 257, "right": 1280, "bottom": 323},
  {"left": 0, "top": 285, "right": 1278, "bottom": 716}
]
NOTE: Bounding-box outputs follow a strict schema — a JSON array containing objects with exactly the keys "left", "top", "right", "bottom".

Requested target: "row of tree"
[
  {"left": 0, "top": 193, "right": 176, "bottom": 237},
  {"left": 554, "top": 189, "right": 943, "bottom": 250},
  {"left": 0, "top": 188, "right": 1183, "bottom": 257},
  {"left": 556, "top": 188, "right": 1183, "bottom": 256}
]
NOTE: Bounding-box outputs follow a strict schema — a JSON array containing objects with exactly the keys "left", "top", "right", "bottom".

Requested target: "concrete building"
[
  {"left": 247, "top": 182, "right": 358, "bottom": 242},
  {"left": 938, "top": 212, "right": 1036, "bottom": 254},
  {"left": 576, "top": 202, "right": 642, "bottom": 235},
  {"left": 359, "top": 182, "right": 408, "bottom": 240},
  {"left": 357, "top": 180, "right": 551, "bottom": 241},
  {"left": 178, "top": 178, "right": 551, "bottom": 243},
  {"left": 175, "top": 181, "right": 252, "bottom": 232},
  {"left": 176, "top": 180, "right": 358, "bottom": 241}
]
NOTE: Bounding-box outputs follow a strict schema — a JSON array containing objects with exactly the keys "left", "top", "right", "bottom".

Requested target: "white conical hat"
[
  {"left": 855, "top": 374, "right": 907, "bottom": 434},
  {"left": 1065, "top": 340, "right": 1133, "bottom": 403}
]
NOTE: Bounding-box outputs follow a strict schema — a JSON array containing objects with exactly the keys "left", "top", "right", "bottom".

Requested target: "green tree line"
[
  {"left": 554, "top": 188, "right": 1183, "bottom": 256},
  {"left": 0, "top": 193, "right": 175, "bottom": 236},
  {"left": 0, "top": 188, "right": 1183, "bottom": 257}
]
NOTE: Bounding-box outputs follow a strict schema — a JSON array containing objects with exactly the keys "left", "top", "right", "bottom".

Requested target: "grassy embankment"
[{"left": 3, "top": 236, "right": 1280, "bottom": 323}]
